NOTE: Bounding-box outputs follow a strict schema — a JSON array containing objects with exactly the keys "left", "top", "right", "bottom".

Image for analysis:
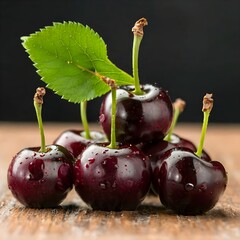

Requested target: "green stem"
[
  {"left": 107, "top": 86, "right": 117, "bottom": 149},
  {"left": 34, "top": 101, "right": 46, "bottom": 153},
  {"left": 132, "top": 35, "right": 144, "bottom": 95},
  {"left": 80, "top": 101, "right": 91, "bottom": 139},
  {"left": 195, "top": 110, "right": 210, "bottom": 157},
  {"left": 164, "top": 108, "right": 180, "bottom": 142}
]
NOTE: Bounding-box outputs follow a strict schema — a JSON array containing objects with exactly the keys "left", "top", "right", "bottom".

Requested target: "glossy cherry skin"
[
  {"left": 169, "top": 134, "right": 211, "bottom": 161},
  {"left": 142, "top": 133, "right": 211, "bottom": 170},
  {"left": 7, "top": 145, "right": 74, "bottom": 208},
  {"left": 100, "top": 84, "right": 173, "bottom": 145},
  {"left": 54, "top": 130, "right": 106, "bottom": 158},
  {"left": 153, "top": 148, "right": 227, "bottom": 215},
  {"left": 74, "top": 143, "right": 152, "bottom": 211}
]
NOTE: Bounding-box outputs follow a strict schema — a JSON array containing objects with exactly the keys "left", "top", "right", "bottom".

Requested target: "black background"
[{"left": 1, "top": 0, "right": 240, "bottom": 123}]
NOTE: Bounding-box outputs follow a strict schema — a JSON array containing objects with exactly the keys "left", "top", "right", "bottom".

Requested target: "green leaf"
[{"left": 21, "top": 21, "right": 133, "bottom": 103}]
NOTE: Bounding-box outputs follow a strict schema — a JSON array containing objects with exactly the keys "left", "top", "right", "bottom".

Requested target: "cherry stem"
[
  {"left": 132, "top": 18, "right": 148, "bottom": 95},
  {"left": 100, "top": 75, "right": 118, "bottom": 149},
  {"left": 195, "top": 93, "right": 213, "bottom": 158},
  {"left": 107, "top": 86, "right": 117, "bottom": 149},
  {"left": 164, "top": 98, "right": 186, "bottom": 142},
  {"left": 33, "top": 87, "right": 46, "bottom": 153},
  {"left": 80, "top": 101, "right": 91, "bottom": 139}
]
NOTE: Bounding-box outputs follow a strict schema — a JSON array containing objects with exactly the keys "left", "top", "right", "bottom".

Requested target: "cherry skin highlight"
[
  {"left": 74, "top": 143, "right": 151, "bottom": 211},
  {"left": 152, "top": 148, "right": 227, "bottom": 215},
  {"left": 142, "top": 133, "right": 211, "bottom": 170},
  {"left": 54, "top": 130, "right": 106, "bottom": 158},
  {"left": 100, "top": 85, "right": 173, "bottom": 145},
  {"left": 7, "top": 145, "right": 74, "bottom": 208}
]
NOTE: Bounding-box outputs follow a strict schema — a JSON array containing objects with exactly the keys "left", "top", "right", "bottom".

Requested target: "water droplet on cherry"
[
  {"left": 185, "top": 183, "right": 194, "bottom": 191},
  {"left": 88, "top": 158, "right": 95, "bottom": 164},
  {"left": 99, "top": 114, "right": 106, "bottom": 123}
]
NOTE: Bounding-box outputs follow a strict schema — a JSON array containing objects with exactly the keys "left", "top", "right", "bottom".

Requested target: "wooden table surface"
[{"left": 0, "top": 122, "right": 239, "bottom": 240}]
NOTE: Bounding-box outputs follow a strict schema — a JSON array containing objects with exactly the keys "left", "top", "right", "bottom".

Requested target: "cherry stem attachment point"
[
  {"left": 164, "top": 98, "right": 186, "bottom": 142},
  {"left": 33, "top": 87, "right": 46, "bottom": 153},
  {"left": 132, "top": 18, "right": 148, "bottom": 95},
  {"left": 195, "top": 93, "right": 213, "bottom": 158},
  {"left": 80, "top": 101, "right": 91, "bottom": 139}
]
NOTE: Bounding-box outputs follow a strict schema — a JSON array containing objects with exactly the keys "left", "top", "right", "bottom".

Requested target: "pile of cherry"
[{"left": 7, "top": 85, "right": 227, "bottom": 215}]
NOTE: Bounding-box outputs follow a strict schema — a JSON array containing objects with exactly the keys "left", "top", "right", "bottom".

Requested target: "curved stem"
[
  {"left": 164, "top": 108, "right": 180, "bottom": 142},
  {"left": 164, "top": 98, "right": 186, "bottom": 142},
  {"left": 80, "top": 101, "right": 91, "bottom": 139},
  {"left": 195, "top": 110, "right": 210, "bottom": 158},
  {"left": 107, "top": 86, "right": 117, "bottom": 149},
  {"left": 195, "top": 93, "right": 213, "bottom": 158}
]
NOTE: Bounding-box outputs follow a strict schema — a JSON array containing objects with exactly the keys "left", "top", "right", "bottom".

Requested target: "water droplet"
[
  {"left": 198, "top": 183, "right": 207, "bottom": 192},
  {"left": 88, "top": 158, "right": 95, "bottom": 164},
  {"left": 28, "top": 160, "right": 44, "bottom": 180},
  {"left": 102, "top": 160, "right": 107, "bottom": 165},
  {"left": 185, "top": 183, "right": 194, "bottom": 191},
  {"left": 99, "top": 114, "right": 106, "bottom": 123},
  {"left": 134, "top": 151, "right": 140, "bottom": 154},
  {"left": 99, "top": 183, "right": 106, "bottom": 189}
]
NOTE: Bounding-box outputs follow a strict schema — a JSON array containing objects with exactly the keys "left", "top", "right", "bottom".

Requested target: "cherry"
[
  {"left": 99, "top": 18, "right": 173, "bottom": 145},
  {"left": 8, "top": 145, "right": 74, "bottom": 208},
  {"left": 100, "top": 85, "right": 173, "bottom": 145},
  {"left": 74, "top": 143, "right": 151, "bottom": 211},
  {"left": 152, "top": 94, "right": 228, "bottom": 214},
  {"left": 74, "top": 78, "right": 151, "bottom": 211},
  {"left": 54, "top": 129, "right": 105, "bottom": 158},
  {"left": 7, "top": 88, "right": 74, "bottom": 208},
  {"left": 141, "top": 98, "right": 211, "bottom": 175},
  {"left": 153, "top": 147, "right": 227, "bottom": 215},
  {"left": 54, "top": 101, "right": 106, "bottom": 158}
]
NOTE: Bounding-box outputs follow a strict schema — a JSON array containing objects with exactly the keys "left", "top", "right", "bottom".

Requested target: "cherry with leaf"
[{"left": 100, "top": 18, "right": 173, "bottom": 145}]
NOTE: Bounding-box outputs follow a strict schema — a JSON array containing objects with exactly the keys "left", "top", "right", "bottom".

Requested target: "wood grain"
[{"left": 0, "top": 123, "right": 240, "bottom": 240}]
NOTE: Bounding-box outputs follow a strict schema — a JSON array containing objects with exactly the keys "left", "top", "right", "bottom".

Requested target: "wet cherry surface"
[
  {"left": 74, "top": 143, "right": 152, "bottom": 211},
  {"left": 152, "top": 148, "right": 227, "bottom": 215},
  {"left": 54, "top": 130, "right": 106, "bottom": 158},
  {"left": 142, "top": 133, "right": 211, "bottom": 172},
  {"left": 100, "top": 84, "right": 173, "bottom": 145},
  {"left": 7, "top": 145, "right": 74, "bottom": 208}
]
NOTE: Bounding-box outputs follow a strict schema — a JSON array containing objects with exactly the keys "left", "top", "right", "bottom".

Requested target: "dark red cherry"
[
  {"left": 54, "top": 130, "right": 106, "bottom": 158},
  {"left": 99, "top": 84, "right": 173, "bottom": 145},
  {"left": 7, "top": 145, "right": 74, "bottom": 208},
  {"left": 74, "top": 143, "right": 151, "bottom": 211},
  {"left": 153, "top": 148, "right": 227, "bottom": 215}
]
